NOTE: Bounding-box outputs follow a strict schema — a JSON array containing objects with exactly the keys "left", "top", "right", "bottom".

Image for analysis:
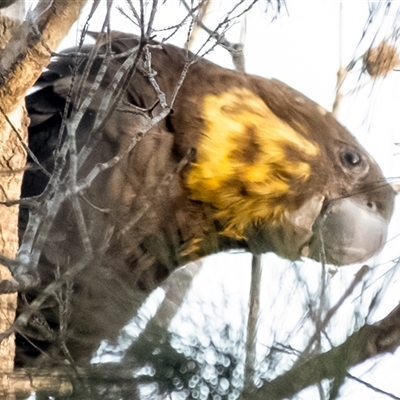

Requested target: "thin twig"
[
  {"left": 0, "top": 106, "right": 50, "bottom": 178},
  {"left": 296, "top": 265, "right": 370, "bottom": 364},
  {"left": 347, "top": 373, "right": 400, "bottom": 400}
]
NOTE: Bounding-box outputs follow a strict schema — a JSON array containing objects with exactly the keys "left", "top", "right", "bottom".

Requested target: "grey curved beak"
[{"left": 308, "top": 197, "right": 389, "bottom": 266}]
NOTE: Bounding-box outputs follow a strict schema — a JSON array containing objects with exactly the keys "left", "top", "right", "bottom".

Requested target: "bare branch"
[
  {"left": 347, "top": 373, "right": 400, "bottom": 400},
  {"left": 0, "top": 0, "right": 88, "bottom": 113},
  {"left": 299, "top": 265, "right": 370, "bottom": 362},
  {"left": 244, "top": 254, "right": 262, "bottom": 390},
  {"left": 242, "top": 302, "right": 400, "bottom": 400}
]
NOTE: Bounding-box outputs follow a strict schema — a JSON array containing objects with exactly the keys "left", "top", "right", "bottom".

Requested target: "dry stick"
[
  {"left": 297, "top": 265, "right": 370, "bottom": 365},
  {"left": 139, "top": 0, "right": 145, "bottom": 38},
  {"left": 54, "top": 10, "right": 100, "bottom": 159},
  {"left": 0, "top": 254, "right": 93, "bottom": 343},
  {"left": 73, "top": 41, "right": 107, "bottom": 111},
  {"left": 244, "top": 254, "right": 262, "bottom": 391},
  {"left": 346, "top": 373, "right": 400, "bottom": 400},
  {"left": 157, "top": 4, "right": 201, "bottom": 43},
  {"left": 67, "top": 0, "right": 103, "bottom": 114},
  {"left": 0, "top": 106, "right": 50, "bottom": 178},
  {"left": 239, "top": 29, "right": 259, "bottom": 386},
  {"left": 55, "top": 39, "right": 109, "bottom": 262},
  {"left": 243, "top": 300, "right": 400, "bottom": 400},
  {"left": 0, "top": 0, "right": 88, "bottom": 115},
  {"left": 20, "top": 190, "right": 68, "bottom": 277},
  {"left": 0, "top": 2, "right": 89, "bottom": 281},
  {"left": 0, "top": 255, "right": 20, "bottom": 274},
  {"left": 332, "top": 2, "right": 348, "bottom": 119},
  {"left": 77, "top": 43, "right": 142, "bottom": 170},
  {"left": 315, "top": 239, "right": 329, "bottom": 398},
  {"left": 19, "top": 39, "right": 142, "bottom": 277},
  {"left": 70, "top": 195, "right": 93, "bottom": 258},
  {"left": 4, "top": 297, "right": 400, "bottom": 399},
  {"left": 73, "top": 1, "right": 115, "bottom": 119},
  {"left": 4, "top": 2, "right": 89, "bottom": 282},
  {"left": 76, "top": 51, "right": 132, "bottom": 168},
  {"left": 10, "top": 1, "right": 251, "bottom": 387},
  {"left": 143, "top": 46, "right": 169, "bottom": 110},
  {"left": 52, "top": 46, "right": 143, "bottom": 60},
  {"left": 92, "top": 45, "right": 141, "bottom": 130},
  {"left": 67, "top": 80, "right": 93, "bottom": 261},
  {"left": 241, "top": 265, "right": 371, "bottom": 400},
  {"left": 0, "top": 369, "right": 74, "bottom": 397},
  {"left": 52, "top": 266, "right": 77, "bottom": 372},
  {"left": 187, "top": 0, "right": 211, "bottom": 48},
  {"left": 7, "top": 295, "right": 400, "bottom": 399},
  {"left": 2, "top": 39, "right": 193, "bottom": 338},
  {"left": 3, "top": 90, "right": 179, "bottom": 351},
  {"left": 70, "top": 40, "right": 173, "bottom": 199},
  {"left": 332, "top": 67, "right": 347, "bottom": 118},
  {"left": 5, "top": 43, "right": 143, "bottom": 289},
  {"left": 181, "top": 0, "right": 255, "bottom": 60},
  {"left": 17, "top": 12, "right": 110, "bottom": 274},
  {"left": 125, "top": 0, "right": 139, "bottom": 23},
  {"left": 146, "top": 0, "right": 158, "bottom": 38}
]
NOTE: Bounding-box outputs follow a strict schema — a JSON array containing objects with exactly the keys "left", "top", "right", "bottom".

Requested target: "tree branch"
[
  {"left": 0, "top": 0, "right": 88, "bottom": 114},
  {"left": 242, "top": 302, "right": 400, "bottom": 399}
]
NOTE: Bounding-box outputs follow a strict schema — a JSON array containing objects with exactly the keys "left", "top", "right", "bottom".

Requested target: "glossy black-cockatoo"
[{"left": 18, "top": 32, "right": 394, "bottom": 364}]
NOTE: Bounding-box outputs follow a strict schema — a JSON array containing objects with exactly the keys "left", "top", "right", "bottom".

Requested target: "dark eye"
[
  {"left": 340, "top": 150, "right": 362, "bottom": 167},
  {"left": 338, "top": 149, "right": 370, "bottom": 176}
]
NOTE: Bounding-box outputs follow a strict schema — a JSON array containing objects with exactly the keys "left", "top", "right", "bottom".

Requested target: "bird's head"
[{"left": 182, "top": 82, "right": 395, "bottom": 266}]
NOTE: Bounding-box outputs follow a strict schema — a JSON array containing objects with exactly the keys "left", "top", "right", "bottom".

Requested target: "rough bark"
[
  {"left": 0, "top": 5, "right": 27, "bottom": 399},
  {"left": 0, "top": 0, "right": 88, "bottom": 396},
  {"left": 0, "top": 0, "right": 88, "bottom": 115},
  {"left": 0, "top": 101, "right": 28, "bottom": 398}
]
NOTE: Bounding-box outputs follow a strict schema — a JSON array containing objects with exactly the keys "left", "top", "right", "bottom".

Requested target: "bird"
[{"left": 17, "top": 31, "right": 395, "bottom": 365}]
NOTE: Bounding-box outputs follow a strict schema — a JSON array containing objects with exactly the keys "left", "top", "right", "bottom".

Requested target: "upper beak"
[{"left": 308, "top": 197, "right": 390, "bottom": 265}]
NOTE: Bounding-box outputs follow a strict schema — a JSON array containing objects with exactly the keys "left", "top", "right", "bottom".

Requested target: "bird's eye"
[
  {"left": 339, "top": 150, "right": 362, "bottom": 167},
  {"left": 338, "top": 149, "right": 369, "bottom": 176}
]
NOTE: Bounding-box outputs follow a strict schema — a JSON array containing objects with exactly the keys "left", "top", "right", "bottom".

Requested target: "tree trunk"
[
  {"left": 0, "top": 100, "right": 28, "bottom": 397},
  {"left": 0, "top": 1, "right": 88, "bottom": 396}
]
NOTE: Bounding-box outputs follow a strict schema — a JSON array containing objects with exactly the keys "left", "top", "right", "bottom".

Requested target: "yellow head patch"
[{"left": 185, "top": 88, "right": 319, "bottom": 239}]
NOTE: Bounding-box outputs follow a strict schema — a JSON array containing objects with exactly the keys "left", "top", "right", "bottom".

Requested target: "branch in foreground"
[
  {"left": 244, "top": 254, "right": 262, "bottom": 390},
  {"left": 0, "top": 369, "right": 73, "bottom": 398},
  {"left": 347, "top": 373, "right": 400, "bottom": 400},
  {"left": 0, "top": 0, "right": 88, "bottom": 114},
  {"left": 2, "top": 301, "right": 399, "bottom": 399},
  {"left": 242, "top": 301, "right": 400, "bottom": 399}
]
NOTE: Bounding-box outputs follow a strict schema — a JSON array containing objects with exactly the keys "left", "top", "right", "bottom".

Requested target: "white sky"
[{"left": 57, "top": 1, "right": 400, "bottom": 399}]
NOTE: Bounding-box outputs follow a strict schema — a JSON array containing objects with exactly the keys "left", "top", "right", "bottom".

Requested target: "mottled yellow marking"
[{"left": 186, "top": 88, "right": 319, "bottom": 239}]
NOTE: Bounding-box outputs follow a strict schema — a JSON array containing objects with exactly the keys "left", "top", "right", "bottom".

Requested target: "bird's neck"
[{"left": 116, "top": 197, "right": 247, "bottom": 293}]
